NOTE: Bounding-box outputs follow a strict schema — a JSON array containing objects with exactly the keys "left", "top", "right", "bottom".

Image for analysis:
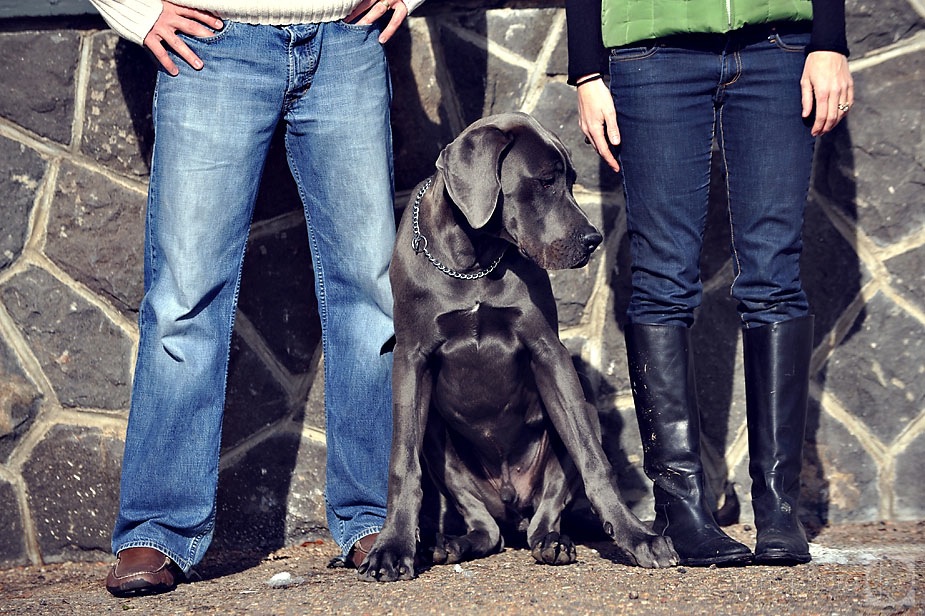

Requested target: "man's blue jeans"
[
  {"left": 610, "top": 26, "right": 816, "bottom": 327},
  {"left": 112, "top": 21, "right": 395, "bottom": 571}
]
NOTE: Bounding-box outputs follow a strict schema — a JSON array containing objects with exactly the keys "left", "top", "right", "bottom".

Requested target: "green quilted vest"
[{"left": 602, "top": 0, "right": 813, "bottom": 47}]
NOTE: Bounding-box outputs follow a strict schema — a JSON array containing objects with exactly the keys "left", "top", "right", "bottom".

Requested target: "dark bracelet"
[{"left": 575, "top": 73, "right": 603, "bottom": 87}]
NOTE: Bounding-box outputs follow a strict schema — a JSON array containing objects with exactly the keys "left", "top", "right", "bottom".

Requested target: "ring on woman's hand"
[{"left": 837, "top": 102, "right": 850, "bottom": 112}]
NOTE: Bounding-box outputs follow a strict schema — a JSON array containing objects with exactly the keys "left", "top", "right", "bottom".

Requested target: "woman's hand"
[
  {"left": 576, "top": 76, "right": 622, "bottom": 173},
  {"left": 801, "top": 51, "right": 854, "bottom": 136}
]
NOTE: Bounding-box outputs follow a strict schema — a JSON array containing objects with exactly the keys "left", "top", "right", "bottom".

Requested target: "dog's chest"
[
  {"left": 434, "top": 303, "right": 525, "bottom": 365},
  {"left": 431, "top": 302, "right": 535, "bottom": 406}
]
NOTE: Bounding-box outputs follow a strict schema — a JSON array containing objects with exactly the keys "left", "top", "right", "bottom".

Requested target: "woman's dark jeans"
[{"left": 610, "top": 25, "right": 816, "bottom": 327}]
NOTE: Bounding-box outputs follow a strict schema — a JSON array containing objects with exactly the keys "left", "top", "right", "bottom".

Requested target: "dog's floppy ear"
[{"left": 436, "top": 124, "right": 514, "bottom": 229}]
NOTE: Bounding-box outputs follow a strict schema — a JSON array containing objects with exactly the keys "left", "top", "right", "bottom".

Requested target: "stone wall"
[{"left": 0, "top": 1, "right": 923, "bottom": 568}]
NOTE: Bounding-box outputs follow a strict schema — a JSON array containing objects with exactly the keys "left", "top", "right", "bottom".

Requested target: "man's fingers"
[
  {"left": 170, "top": 18, "right": 220, "bottom": 39},
  {"left": 144, "top": 34, "right": 180, "bottom": 75},
  {"left": 167, "top": 36, "right": 204, "bottom": 70},
  {"left": 344, "top": 0, "right": 408, "bottom": 41},
  {"left": 345, "top": 0, "right": 375, "bottom": 23},
  {"left": 173, "top": 5, "right": 224, "bottom": 30},
  {"left": 146, "top": 28, "right": 205, "bottom": 72},
  {"left": 379, "top": 3, "right": 408, "bottom": 43},
  {"left": 357, "top": 0, "right": 393, "bottom": 25},
  {"left": 144, "top": 1, "right": 220, "bottom": 75}
]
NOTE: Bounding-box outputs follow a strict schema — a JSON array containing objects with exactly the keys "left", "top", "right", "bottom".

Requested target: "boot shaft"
[
  {"left": 625, "top": 323, "right": 702, "bottom": 482},
  {"left": 743, "top": 316, "right": 814, "bottom": 505},
  {"left": 626, "top": 323, "right": 753, "bottom": 566}
]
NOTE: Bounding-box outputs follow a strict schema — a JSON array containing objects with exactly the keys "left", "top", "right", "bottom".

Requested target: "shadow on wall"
[
  {"left": 113, "top": 39, "right": 155, "bottom": 173},
  {"left": 802, "top": 118, "right": 862, "bottom": 530}
]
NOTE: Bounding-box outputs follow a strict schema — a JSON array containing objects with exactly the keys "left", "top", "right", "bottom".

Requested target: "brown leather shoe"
[
  {"left": 347, "top": 533, "right": 379, "bottom": 569},
  {"left": 105, "top": 547, "right": 182, "bottom": 597}
]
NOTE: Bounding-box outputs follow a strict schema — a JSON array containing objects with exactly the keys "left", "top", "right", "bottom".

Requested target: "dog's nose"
[{"left": 582, "top": 231, "right": 603, "bottom": 253}]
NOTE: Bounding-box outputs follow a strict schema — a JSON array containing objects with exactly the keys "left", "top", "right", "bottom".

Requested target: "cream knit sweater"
[{"left": 89, "top": 0, "right": 425, "bottom": 46}]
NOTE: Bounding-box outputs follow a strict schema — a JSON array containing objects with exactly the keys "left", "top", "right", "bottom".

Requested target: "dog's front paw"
[
  {"left": 357, "top": 539, "right": 417, "bottom": 583},
  {"left": 530, "top": 532, "right": 577, "bottom": 565},
  {"left": 624, "top": 533, "right": 679, "bottom": 569}
]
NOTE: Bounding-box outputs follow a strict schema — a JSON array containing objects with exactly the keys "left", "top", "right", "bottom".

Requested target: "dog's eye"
[{"left": 540, "top": 176, "right": 556, "bottom": 189}]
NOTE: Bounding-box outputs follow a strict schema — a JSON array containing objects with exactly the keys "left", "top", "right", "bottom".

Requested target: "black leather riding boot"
[
  {"left": 626, "top": 323, "right": 752, "bottom": 566},
  {"left": 743, "top": 316, "right": 814, "bottom": 565}
]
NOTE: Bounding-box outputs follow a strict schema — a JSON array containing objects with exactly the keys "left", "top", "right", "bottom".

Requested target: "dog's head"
[{"left": 435, "top": 112, "right": 602, "bottom": 270}]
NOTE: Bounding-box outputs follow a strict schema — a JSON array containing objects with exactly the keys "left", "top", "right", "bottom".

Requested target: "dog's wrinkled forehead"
[
  {"left": 436, "top": 112, "right": 576, "bottom": 229},
  {"left": 506, "top": 121, "right": 575, "bottom": 178},
  {"left": 486, "top": 113, "right": 573, "bottom": 167}
]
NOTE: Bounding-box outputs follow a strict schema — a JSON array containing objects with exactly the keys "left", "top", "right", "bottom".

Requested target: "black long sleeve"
[
  {"left": 808, "top": 0, "right": 850, "bottom": 56},
  {"left": 565, "top": 0, "right": 607, "bottom": 85}
]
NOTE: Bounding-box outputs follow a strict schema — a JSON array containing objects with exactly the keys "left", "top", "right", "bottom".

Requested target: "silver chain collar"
[{"left": 410, "top": 176, "right": 506, "bottom": 280}]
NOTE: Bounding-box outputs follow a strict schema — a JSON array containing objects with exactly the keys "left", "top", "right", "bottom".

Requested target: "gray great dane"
[{"left": 360, "top": 112, "right": 678, "bottom": 582}]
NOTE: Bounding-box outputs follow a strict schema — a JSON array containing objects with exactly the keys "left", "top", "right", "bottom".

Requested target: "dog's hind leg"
[
  {"left": 432, "top": 523, "right": 501, "bottom": 565},
  {"left": 526, "top": 447, "right": 579, "bottom": 565},
  {"left": 423, "top": 430, "right": 503, "bottom": 565},
  {"left": 431, "top": 486, "right": 503, "bottom": 564}
]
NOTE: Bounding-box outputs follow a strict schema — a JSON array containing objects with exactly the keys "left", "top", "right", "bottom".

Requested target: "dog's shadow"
[{"left": 565, "top": 358, "right": 651, "bottom": 566}]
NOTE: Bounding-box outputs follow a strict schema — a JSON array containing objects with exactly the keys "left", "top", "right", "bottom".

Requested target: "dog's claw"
[
  {"left": 358, "top": 544, "right": 417, "bottom": 583},
  {"left": 531, "top": 532, "right": 577, "bottom": 565},
  {"left": 626, "top": 533, "right": 679, "bottom": 569}
]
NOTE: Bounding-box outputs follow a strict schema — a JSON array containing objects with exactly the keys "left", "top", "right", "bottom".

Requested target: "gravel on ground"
[{"left": 1, "top": 521, "right": 923, "bottom": 615}]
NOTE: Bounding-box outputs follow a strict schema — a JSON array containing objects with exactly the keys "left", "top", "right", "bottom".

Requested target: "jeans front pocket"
[
  {"left": 610, "top": 45, "right": 659, "bottom": 63},
  {"left": 175, "top": 19, "right": 234, "bottom": 45},
  {"left": 769, "top": 31, "right": 811, "bottom": 53},
  {"left": 335, "top": 18, "right": 381, "bottom": 34}
]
